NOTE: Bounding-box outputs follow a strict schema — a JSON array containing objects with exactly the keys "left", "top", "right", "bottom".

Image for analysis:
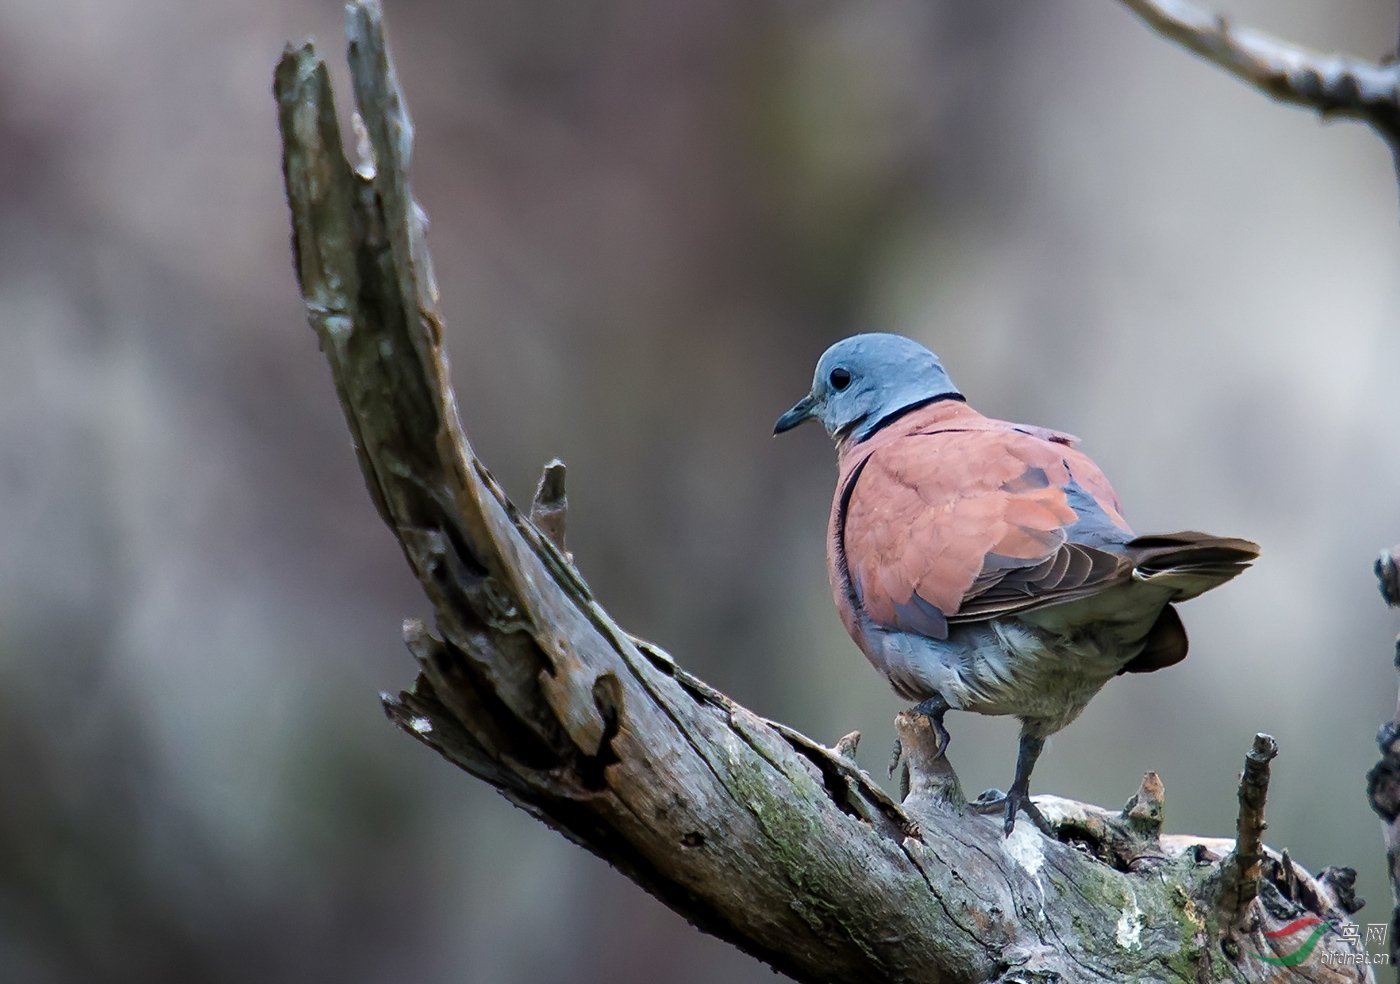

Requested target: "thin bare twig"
[
  {"left": 1221, "top": 733, "right": 1278, "bottom": 919},
  {"left": 1115, "top": 0, "right": 1400, "bottom": 155},
  {"left": 529, "top": 459, "right": 569, "bottom": 554}
]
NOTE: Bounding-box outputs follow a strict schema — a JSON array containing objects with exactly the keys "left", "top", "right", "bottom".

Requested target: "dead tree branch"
[
  {"left": 275, "top": 3, "right": 1373, "bottom": 980},
  {"left": 1114, "top": 0, "right": 1400, "bottom": 171},
  {"left": 1220, "top": 734, "right": 1278, "bottom": 920}
]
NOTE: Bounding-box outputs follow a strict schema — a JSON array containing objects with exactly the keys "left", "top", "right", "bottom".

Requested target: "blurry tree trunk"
[{"left": 275, "top": 3, "right": 1376, "bottom": 981}]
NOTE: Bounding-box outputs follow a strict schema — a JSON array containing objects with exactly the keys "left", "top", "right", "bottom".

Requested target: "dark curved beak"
[{"left": 773, "top": 395, "right": 818, "bottom": 435}]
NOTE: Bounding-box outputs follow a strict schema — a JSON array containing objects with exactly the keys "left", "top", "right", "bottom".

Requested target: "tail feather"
[{"left": 1126, "top": 531, "right": 1259, "bottom": 601}]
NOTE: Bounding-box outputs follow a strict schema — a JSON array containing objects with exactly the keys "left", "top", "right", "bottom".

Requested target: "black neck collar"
[{"left": 855, "top": 392, "right": 966, "bottom": 443}]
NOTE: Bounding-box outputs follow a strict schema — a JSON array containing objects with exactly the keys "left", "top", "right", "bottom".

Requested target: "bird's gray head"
[{"left": 773, "top": 333, "right": 962, "bottom": 443}]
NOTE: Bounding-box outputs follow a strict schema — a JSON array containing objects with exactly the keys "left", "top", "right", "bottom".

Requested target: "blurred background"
[{"left": 1, "top": 0, "right": 1398, "bottom": 979}]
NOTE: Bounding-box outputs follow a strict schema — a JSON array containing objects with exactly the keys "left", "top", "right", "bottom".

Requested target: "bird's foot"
[
  {"left": 1003, "top": 788, "right": 1053, "bottom": 837},
  {"left": 975, "top": 731, "right": 1051, "bottom": 837},
  {"left": 971, "top": 788, "right": 1054, "bottom": 837}
]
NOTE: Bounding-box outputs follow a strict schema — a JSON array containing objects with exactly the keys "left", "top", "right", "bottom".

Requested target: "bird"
[{"left": 774, "top": 332, "right": 1258, "bottom": 835}]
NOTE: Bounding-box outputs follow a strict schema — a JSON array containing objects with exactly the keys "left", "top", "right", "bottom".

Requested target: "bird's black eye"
[{"left": 829, "top": 367, "right": 852, "bottom": 391}]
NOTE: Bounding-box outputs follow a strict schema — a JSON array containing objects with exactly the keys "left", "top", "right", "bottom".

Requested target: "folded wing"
[
  {"left": 842, "top": 425, "right": 1133, "bottom": 640},
  {"left": 841, "top": 425, "right": 1260, "bottom": 644}
]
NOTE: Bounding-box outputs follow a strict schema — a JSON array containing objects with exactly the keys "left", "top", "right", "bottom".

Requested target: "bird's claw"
[
  {"left": 971, "top": 789, "right": 1054, "bottom": 837},
  {"left": 1004, "top": 789, "right": 1053, "bottom": 837}
]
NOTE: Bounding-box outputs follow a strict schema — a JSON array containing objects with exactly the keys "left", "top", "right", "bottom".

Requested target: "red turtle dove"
[{"left": 774, "top": 333, "right": 1257, "bottom": 835}]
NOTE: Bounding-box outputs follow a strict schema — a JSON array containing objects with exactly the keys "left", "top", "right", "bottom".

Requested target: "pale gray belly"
[{"left": 866, "top": 588, "right": 1169, "bottom": 737}]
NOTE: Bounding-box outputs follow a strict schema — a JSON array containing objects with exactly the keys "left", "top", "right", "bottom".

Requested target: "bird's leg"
[
  {"left": 1001, "top": 732, "right": 1052, "bottom": 837},
  {"left": 970, "top": 731, "right": 1053, "bottom": 836}
]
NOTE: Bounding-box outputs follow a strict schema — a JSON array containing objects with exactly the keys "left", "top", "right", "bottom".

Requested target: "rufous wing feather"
[{"left": 841, "top": 422, "right": 1136, "bottom": 637}]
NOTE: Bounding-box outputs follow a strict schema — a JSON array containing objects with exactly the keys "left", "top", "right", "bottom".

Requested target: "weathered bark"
[
  {"left": 275, "top": 3, "right": 1375, "bottom": 981},
  {"left": 1219, "top": 734, "right": 1278, "bottom": 920}
]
